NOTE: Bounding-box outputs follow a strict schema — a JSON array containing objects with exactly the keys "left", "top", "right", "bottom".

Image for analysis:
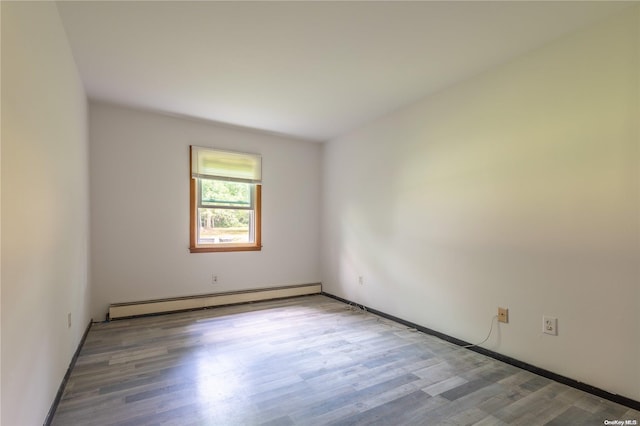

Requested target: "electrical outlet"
[
  {"left": 212, "top": 274, "right": 218, "bottom": 285},
  {"left": 543, "top": 316, "right": 557, "bottom": 335},
  {"left": 358, "top": 276, "right": 364, "bottom": 285},
  {"left": 498, "top": 307, "right": 509, "bottom": 323},
  {"left": 67, "top": 313, "right": 72, "bottom": 328}
]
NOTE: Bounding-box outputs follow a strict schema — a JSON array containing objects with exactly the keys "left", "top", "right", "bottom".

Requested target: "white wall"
[
  {"left": 322, "top": 7, "right": 639, "bottom": 401},
  {"left": 89, "top": 102, "right": 321, "bottom": 320},
  {"left": 0, "top": 4, "right": 3, "bottom": 421},
  {"left": 1, "top": 2, "right": 90, "bottom": 425}
]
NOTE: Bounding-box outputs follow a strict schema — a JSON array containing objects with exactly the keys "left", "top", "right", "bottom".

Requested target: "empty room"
[{"left": 1, "top": 1, "right": 639, "bottom": 425}]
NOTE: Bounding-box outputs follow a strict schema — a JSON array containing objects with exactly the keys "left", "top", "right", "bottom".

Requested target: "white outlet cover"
[{"left": 543, "top": 316, "right": 558, "bottom": 336}]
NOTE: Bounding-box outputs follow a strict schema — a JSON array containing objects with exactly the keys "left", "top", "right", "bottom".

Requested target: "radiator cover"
[{"left": 108, "top": 283, "right": 322, "bottom": 319}]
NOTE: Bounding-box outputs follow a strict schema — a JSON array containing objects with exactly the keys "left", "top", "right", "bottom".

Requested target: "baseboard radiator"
[{"left": 109, "top": 283, "right": 322, "bottom": 320}]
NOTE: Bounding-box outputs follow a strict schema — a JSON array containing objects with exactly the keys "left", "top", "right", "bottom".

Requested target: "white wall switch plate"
[{"left": 543, "top": 315, "right": 557, "bottom": 336}]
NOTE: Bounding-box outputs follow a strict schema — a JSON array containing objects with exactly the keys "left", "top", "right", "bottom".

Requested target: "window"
[{"left": 190, "top": 146, "right": 262, "bottom": 252}]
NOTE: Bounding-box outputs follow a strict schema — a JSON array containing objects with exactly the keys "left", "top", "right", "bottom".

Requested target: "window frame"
[{"left": 189, "top": 147, "right": 262, "bottom": 253}]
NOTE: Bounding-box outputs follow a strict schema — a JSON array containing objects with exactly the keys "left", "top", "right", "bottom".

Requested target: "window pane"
[
  {"left": 200, "top": 179, "right": 251, "bottom": 208},
  {"left": 198, "top": 208, "right": 252, "bottom": 244}
]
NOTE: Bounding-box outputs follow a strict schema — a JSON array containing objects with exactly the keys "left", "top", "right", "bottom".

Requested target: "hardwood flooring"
[{"left": 52, "top": 295, "right": 639, "bottom": 425}]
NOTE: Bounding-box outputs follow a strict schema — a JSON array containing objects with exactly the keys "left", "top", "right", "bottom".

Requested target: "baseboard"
[
  {"left": 109, "top": 283, "right": 322, "bottom": 320},
  {"left": 43, "top": 318, "right": 93, "bottom": 426},
  {"left": 322, "top": 292, "right": 640, "bottom": 412}
]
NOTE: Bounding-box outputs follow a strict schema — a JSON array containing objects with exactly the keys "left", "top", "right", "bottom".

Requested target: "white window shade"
[{"left": 191, "top": 146, "right": 262, "bottom": 183}]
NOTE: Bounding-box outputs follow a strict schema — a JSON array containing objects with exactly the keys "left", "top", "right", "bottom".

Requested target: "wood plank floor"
[{"left": 52, "top": 295, "right": 639, "bottom": 425}]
